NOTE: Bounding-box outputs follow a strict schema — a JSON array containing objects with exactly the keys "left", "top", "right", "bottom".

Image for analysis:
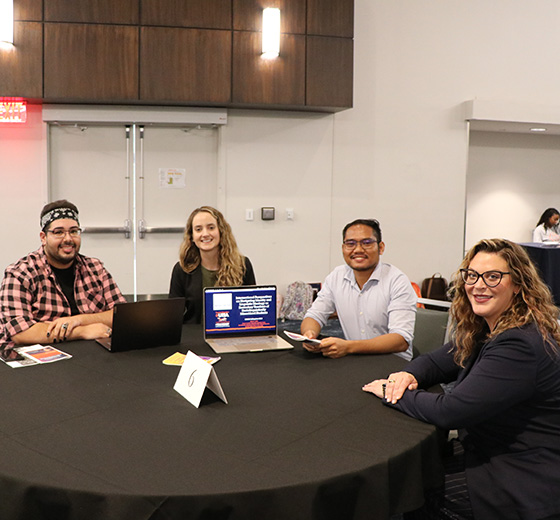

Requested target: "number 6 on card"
[{"left": 173, "top": 351, "right": 228, "bottom": 408}]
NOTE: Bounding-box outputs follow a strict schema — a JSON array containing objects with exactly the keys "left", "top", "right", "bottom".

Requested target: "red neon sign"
[{"left": 0, "top": 101, "right": 27, "bottom": 123}]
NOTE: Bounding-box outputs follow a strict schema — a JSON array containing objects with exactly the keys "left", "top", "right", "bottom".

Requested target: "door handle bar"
[
  {"left": 138, "top": 220, "right": 184, "bottom": 239},
  {"left": 82, "top": 220, "right": 132, "bottom": 239}
]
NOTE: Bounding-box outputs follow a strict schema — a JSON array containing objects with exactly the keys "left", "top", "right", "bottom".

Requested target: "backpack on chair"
[
  {"left": 421, "top": 273, "right": 448, "bottom": 301},
  {"left": 279, "top": 281, "right": 314, "bottom": 321},
  {"left": 420, "top": 273, "right": 449, "bottom": 310}
]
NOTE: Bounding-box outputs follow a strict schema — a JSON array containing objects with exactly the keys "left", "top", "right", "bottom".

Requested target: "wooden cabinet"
[
  {"left": 141, "top": 0, "right": 232, "bottom": 29},
  {"left": 44, "top": 0, "right": 139, "bottom": 24},
  {"left": 307, "top": 36, "right": 353, "bottom": 109},
  {"left": 232, "top": 32, "right": 305, "bottom": 106},
  {"left": 13, "top": 0, "right": 42, "bottom": 21},
  {"left": 44, "top": 24, "right": 138, "bottom": 101},
  {"left": 140, "top": 27, "right": 231, "bottom": 103},
  {"left": 232, "top": 0, "right": 352, "bottom": 108},
  {"left": 233, "top": 0, "right": 305, "bottom": 34},
  {"left": 0, "top": 22, "right": 42, "bottom": 98},
  {"left": 307, "top": 0, "right": 354, "bottom": 38},
  {"left": 2, "top": 0, "right": 353, "bottom": 112}
]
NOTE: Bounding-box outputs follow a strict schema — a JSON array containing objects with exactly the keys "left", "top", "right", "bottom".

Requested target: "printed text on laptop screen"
[{"left": 205, "top": 287, "right": 276, "bottom": 335}]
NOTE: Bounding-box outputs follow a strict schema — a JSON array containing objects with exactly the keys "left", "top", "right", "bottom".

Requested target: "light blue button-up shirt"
[{"left": 304, "top": 262, "right": 417, "bottom": 360}]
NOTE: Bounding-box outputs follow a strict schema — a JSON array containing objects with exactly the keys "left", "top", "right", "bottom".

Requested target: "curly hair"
[
  {"left": 450, "top": 238, "right": 560, "bottom": 366},
  {"left": 178, "top": 206, "right": 246, "bottom": 287}
]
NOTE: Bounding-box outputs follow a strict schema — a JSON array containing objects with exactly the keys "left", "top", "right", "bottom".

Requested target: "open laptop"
[
  {"left": 96, "top": 297, "right": 185, "bottom": 352},
  {"left": 203, "top": 285, "right": 293, "bottom": 353}
]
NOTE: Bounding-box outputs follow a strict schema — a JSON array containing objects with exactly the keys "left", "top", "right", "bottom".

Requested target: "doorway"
[{"left": 48, "top": 121, "right": 220, "bottom": 297}]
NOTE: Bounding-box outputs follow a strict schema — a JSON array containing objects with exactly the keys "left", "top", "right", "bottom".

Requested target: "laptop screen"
[{"left": 204, "top": 285, "right": 277, "bottom": 338}]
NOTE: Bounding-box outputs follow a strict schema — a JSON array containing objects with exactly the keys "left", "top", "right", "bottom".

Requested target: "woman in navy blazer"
[{"left": 364, "top": 238, "right": 560, "bottom": 520}]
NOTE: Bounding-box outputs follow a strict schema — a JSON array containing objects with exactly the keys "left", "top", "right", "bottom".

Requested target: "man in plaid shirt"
[{"left": 0, "top": 200, "right": 126, "bottom": 353}]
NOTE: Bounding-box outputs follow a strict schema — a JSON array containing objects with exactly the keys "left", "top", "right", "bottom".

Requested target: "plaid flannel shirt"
[{"left": 0, "top": 247, "right": 126, "bottom": 351}]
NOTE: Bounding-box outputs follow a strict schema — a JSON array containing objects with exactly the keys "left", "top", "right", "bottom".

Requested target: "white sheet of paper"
[
  {"left": 174, "top": 351, "right": 227, "bottom": 408},
  {"left": 283, "top": 330, "right": 321, "bottom": 345}
]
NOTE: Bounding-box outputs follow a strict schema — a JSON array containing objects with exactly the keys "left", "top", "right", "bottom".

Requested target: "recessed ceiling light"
[{"left": 530, "top": 127, "right": 547, "bottom": 132}]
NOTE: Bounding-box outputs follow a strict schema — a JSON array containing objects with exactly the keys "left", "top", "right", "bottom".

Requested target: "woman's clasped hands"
[{"left": 362, "top": 371, "right": 418, "bottom": 404}]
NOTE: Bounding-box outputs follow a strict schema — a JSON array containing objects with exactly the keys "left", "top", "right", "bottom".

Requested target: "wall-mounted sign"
[
  {"left": 159, "top": 168, "right": 186, "bottom": 189},
  {"left": 0, "top": 101, "right": 27, "bottom": 123}
]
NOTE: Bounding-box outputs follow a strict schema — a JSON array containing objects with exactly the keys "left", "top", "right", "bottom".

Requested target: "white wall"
[
  {"left": 221, "top": 110, "right": 336, "bottom": 288},
  {"left": 2, "top": 1, "right": 560, "bottom": 293},
  {"left": 0, "top": 104, "right": 47, "bottom": 270},
  {"left": 333, "top": 0, "right": 560, "bottom": 283}
]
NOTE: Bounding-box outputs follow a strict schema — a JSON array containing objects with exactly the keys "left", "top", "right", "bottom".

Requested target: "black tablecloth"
[
  {"left": 0, "top": 326, "right": 444, "bottom": 520},
  {"left": 521, "top": 243, "right": 560, "bottom": 305}
]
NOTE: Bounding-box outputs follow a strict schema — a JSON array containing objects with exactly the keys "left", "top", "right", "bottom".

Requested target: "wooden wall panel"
[
  {"left": 307, "top": 0, "right": 353, "bottom": 38},
  {"left": 306, "top": 36, "right": 353, "bottom": 109},
  {"left": 141, "top": 0, "right": 231, "bottom": 29},
  {"left": 232, "top": 31, "right": 305, "bottom": 106},
  {"left": 233, "top": 0, "right": 305, "bottom": 34},
  {"left": 14, "top": 0, "right": 43, "bottom": 21},
  {"left": 44, "top": 24, "right": 139, "bottom": 101},
  {"left": 45, "top": 0, "right": 139, "bottom": 24},
  {"left": 140, "top": 27, "right": 231, "bottom": 103},
  {"left": 8, "top": 0, "right": 353, "bottom": 111},
  {"left": 0, "top": 22, "right": 43, "bottom": 98}
]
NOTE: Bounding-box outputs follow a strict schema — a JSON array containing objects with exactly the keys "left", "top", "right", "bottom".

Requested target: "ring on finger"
[
  {"left": 62, "top": 323, "right": 68, "bottom": 330},
  {"left": 388, "top": 379, "right": 396, "bottom": 383}
]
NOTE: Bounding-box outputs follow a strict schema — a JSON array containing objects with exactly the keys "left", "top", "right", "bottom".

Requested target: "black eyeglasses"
[
  {"left": 342, "top": 238, "right": 378, "bottom": 250},
  {"left": 460, "top": 268, "right": 510, "bottom": 288},
  {"left": 46, "top": 227, "right": 82, "bottom": 239}
]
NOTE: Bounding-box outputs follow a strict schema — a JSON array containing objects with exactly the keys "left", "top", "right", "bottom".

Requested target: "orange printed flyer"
[{"left": 16, "top": 345, "right": 72, "bottom": 364}]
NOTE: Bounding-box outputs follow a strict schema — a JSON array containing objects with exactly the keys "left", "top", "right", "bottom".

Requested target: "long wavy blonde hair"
[
  {"left": 450, "top": 238, "right": 560, "bottom": 367},
  {"left": 179, "top": 206, "right": 246, "bottom": 287}
]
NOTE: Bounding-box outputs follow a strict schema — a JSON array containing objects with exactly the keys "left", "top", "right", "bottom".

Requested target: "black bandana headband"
[{"left": 41, "top": 208, "right": 80, "bottom": 231}]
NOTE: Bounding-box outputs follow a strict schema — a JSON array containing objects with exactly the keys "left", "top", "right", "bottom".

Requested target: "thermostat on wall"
[{"left": 261, "top": 207, "right": 275, "bottom": 220}]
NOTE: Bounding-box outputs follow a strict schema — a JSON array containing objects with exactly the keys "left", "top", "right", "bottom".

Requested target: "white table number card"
[{"left": 174, "top": 351, "right": 228, "bottom": 408}]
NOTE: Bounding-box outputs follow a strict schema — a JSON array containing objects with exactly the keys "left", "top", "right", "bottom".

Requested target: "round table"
[{"left": 0, "top": 325, "right": 444, "bottom": 520}]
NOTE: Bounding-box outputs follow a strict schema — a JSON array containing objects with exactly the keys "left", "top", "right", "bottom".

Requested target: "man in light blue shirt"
[{"left": 301, "top": 219, "right": 417, "bottom": 360}]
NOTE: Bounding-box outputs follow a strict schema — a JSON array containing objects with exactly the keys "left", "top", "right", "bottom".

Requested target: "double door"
[{"left": 48, "top": 123, "right": 219, "bottom": 297}]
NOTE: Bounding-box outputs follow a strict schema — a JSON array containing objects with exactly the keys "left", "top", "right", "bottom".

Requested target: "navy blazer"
[
  {"left": 388, "top": 324, "right": 560, "bottom": 520},
  {"left": 168, "top": 257, "right": 256, "bottom": 324}
]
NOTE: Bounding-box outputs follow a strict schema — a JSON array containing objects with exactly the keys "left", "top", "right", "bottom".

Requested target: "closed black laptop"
[{"left": 96, "top": 297, "right": 185, "bottom": 352}]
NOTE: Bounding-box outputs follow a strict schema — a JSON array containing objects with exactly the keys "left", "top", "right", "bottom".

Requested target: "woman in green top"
[{"left": 169, "top": 206, "right": 256, "bottom": 323}]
